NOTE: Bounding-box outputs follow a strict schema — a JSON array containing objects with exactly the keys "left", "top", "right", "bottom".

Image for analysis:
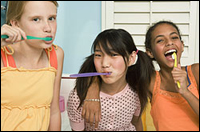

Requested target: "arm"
[
  {"left": 182, "top": 63, "right": 199, "bottom": 116},
  {"left": 82, "top": 76, "right": 101, "bottom": 128},
  {"left": 131, "top": 115, "right": 143, "bottom": 131},
  {"left": 1, "top": 57, "right": 4, "bottom": 68},
  {"left": 192, "top": 63, "right": 199, "bottom": 91},
  {"left": 48, "top": 46, "right": 64, "bottom": 131},
  {"left": 172, "top": 64, "right": 199, "bottom": 116},
  {"left": 182, "top": 89, "right": 199, "bottom": 116}
]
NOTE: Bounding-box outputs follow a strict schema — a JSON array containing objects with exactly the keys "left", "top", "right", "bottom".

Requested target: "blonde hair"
[{"left": 6, "top": 1, "right": 58, "bottom": 25}]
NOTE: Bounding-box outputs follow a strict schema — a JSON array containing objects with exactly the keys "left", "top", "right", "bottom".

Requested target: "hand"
[
  {"left": 172, "top": 64, "right": 188, "bottom": 94},
  {"left": 82, "top": 100, "right": 101, "bottom": 128},
  {"left": 1, "top": 24, "right": 27, "bottom": 46}
]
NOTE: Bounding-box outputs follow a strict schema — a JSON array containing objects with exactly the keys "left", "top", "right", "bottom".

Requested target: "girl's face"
[
  {"left": 94, "top": 45, "right": 127, "bottom": 85},
  {"left": 17, "top": 1, "right": 57, "bottom": 48},
  {"left": 150, "top": 24, "right": 184, "bottom": 68}
]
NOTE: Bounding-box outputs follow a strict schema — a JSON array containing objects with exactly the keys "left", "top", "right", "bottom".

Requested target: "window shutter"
[{"left": 102, "top": 1, "right": 199, "bottom": 67}]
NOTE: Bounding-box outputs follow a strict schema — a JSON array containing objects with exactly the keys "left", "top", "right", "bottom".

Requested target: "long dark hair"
[{"left": 75, "top": 29, "right": 154, "bottom": 116}]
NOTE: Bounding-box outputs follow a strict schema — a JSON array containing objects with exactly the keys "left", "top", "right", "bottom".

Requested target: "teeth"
[{"left": 165, "top": 49, "right": 176, "bottom": 55}]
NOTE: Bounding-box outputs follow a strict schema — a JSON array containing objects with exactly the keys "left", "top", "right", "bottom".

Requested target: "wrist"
[
  {"left": 180, "top": 89, "right": 191, "bottom": 99},
  {"left": 84, "top": 99, "right": 100, "bottom": 102}
]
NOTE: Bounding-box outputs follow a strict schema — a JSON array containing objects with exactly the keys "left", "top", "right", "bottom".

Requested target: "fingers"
[
  {"left": 81, "top": 105, "right": 86, "bottom": 119},
  {"left": 94, "top": 111, "right": 100, "bottom": 128},
  {"left": 89, "top": 111, "right": 94, "bottom": 127},
  {"left": 172, "top": 69, "right": 186, "bottom": 81},
  {"left": 81, "top": 101, "right": 101, "bottom": 128},
  {"left": 85, "top": 109, "right": 90, "bottom": 123},
  {"left": 171, "top": 66, "right": 187, "bottom": 89},
  {"left": 1, "top": 24, "right": 26, "bottom": 45}
]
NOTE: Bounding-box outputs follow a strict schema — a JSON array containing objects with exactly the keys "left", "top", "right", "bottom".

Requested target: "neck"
[
  {"left": 159, "top": 68, "right": 178, "bottom": 92},
  {"left": 100, "top": 78, "right": 127, "bottom": 96},
  {"left": 15, "top": 42, "right": 46, "bottom": 69}
]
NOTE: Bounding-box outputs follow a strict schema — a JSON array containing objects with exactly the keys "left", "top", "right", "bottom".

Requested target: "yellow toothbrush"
[{"left": 172, "top": 52, "right": 181, "bottom": 88}]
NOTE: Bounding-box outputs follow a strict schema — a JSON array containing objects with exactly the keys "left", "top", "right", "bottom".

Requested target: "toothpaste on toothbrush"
[{"left": 172, "top": 52, "right": 181, "bottom": 88}]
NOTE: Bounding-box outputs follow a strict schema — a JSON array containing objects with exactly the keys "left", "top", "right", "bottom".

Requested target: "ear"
[
  {"left": 181, "top": 41, "right": 184, "bottom": 52},
  {"left": 128, "top": 51, "right": 137, "bottom": 66},
  {"left": 146, "top": 48, "right": 154, "bottom": 59},
  {"left": 10, "top": 19, "right": 20, "bottom": 27}
]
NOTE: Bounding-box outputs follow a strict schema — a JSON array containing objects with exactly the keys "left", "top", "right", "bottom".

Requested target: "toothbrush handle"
[
  {"left": 177, "top": 82, "right": 181, "bottom": 88},
  {"left": 70, "top": 72, "right": 110, "bottom": 77},
  {"left": 1, "top": 35, "right": 9, "bottom": 39},
  {"left": 1, "top": 35, "right": 51, "bottom": 41},
  {"left": 1, "top": 35, "right": 26, "bottom": 40}
]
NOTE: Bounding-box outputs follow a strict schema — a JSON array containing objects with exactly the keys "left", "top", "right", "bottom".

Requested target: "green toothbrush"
[{"left": 1, "top": 35, "right": 52, "bottom": 41}]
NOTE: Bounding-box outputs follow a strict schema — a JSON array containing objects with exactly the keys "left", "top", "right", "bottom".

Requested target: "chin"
[
  {"left": 102, "top": 79, "right": 114, "bottom": 84},
  {"left": 44, "top": 44, "right": 52, "bottom": 49}
]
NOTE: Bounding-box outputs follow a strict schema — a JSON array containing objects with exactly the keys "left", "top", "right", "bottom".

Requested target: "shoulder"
[
  {"left": 191, "top": 63, "right": 199, "bottom": 88},
  {"left": 54, "top": 45, "right": 64, "bottom": 60},
  {"left": 191, "top": 63, "right": 199, "bottom": 73},
  {"left": 53, "top": 45, "right": 64, "bottom": 70},
  {"left": 127, "top": 86, "right": 141, "bottom": 109},
  {"left": 67, "top": 89, "right": 81, "bottom": 111},
  {"left": 127, "top": 85, "right": 140, "bottom": 102},
  {"left": 68, "top": 89, "right": 80, "bottom": 103}
]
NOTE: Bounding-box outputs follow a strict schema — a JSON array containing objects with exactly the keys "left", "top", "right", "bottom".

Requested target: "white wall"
[
  {"left": 195, "top": 2, "right": 199, "bottom": 63},
  {"left": 60, "top": 78, "right": 76, "bottom": 131}
]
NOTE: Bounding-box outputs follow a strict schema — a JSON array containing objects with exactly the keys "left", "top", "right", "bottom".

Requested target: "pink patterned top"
[{"left": 67, "top": 84, "right": 141, "bottom": 131}]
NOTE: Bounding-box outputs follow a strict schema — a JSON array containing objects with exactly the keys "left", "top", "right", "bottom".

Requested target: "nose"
[
  {"left": 102, "top": 56, "right": 111, "bottom": 68},
  {"left": 43, "top": 21, "right": 51, "bottom": 33},
  {"left": 166, "top": 38, "right": 174, "bottom": 47}
]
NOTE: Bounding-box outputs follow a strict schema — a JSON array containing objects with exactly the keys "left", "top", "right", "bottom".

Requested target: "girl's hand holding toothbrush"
[
  {"left": 172, "top": 64, "right": 188, "bottom": 95},
  {"left": 1, "top": 24, "right": 27, "bottom": 46}
]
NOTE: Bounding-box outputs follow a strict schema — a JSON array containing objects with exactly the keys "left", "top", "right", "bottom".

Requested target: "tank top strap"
[
  {"left": 151, "top": 71, "right": 161, "bottom": 105},
  {"left": 44, "top": 44, "right": 58, "bottom": 70},
  {"left": 185, "top": 65, "right": 197, "bottom": 87},
  {"left": 1, "top": 45, "right": 16, "bottom": 68},
  {"left": 185, "top": 65, "right": 199, "bottom": 98},
  {"left": 152, "top": 71, "right": 161, "bottom": 95}
]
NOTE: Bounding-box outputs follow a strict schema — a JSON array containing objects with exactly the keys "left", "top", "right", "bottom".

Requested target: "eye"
[
  {"left": 156, "top": 39, "right": 164, "bottom": 44},
  {"left": 49, "top": 17, "right": 56, "bottom": 21},
  {"left": 111, "top": 53, "right": 118, "bottom": 57},
  {"left": 94, "top": 53, "right": 101, "bottom": 57},
  {"left": 110, "top": 52, "right": 119, "bottom": 57},
  {"left": 33, "top": 18, "right": 40, "bottom": 22},
  {"left": 172, "top": 36, "right": 179, "bottom": 40}
]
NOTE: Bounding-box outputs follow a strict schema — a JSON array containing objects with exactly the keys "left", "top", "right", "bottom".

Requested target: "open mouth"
[{"left": 164, "top": 49, "right": 177, "bottom": 60}]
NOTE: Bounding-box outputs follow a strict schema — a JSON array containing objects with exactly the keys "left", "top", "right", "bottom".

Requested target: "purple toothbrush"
[{"left": 63, "top": 72, "right": 111, "bottom": 78}]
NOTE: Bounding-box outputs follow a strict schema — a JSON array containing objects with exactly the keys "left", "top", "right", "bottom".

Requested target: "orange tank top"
[
  {"left": 1, "top": 45, "right": 57, "bottom": 69},
  {"left": 150, "top": 66, "right": 199, "bottom": 131}
]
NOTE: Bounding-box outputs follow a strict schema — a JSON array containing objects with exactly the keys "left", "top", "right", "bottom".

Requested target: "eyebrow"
[
  {"left": 95, "top": 49, "right": 115, "bottom": 52},
  {"left": 28, "top": 14, "right": 57, "bottom": 18},
  {"left": 95, "top": 49, "right": 102, "bottom": 52}
]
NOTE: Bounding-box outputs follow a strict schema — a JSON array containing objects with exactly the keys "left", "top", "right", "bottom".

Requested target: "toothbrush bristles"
[{"left": 172, "top": 52, "right": 176, "bottom": 60}]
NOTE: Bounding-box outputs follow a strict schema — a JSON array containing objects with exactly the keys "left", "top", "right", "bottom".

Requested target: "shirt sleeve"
[{"left": 67, "top": 89, "right": 85, "bottom": 131}]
